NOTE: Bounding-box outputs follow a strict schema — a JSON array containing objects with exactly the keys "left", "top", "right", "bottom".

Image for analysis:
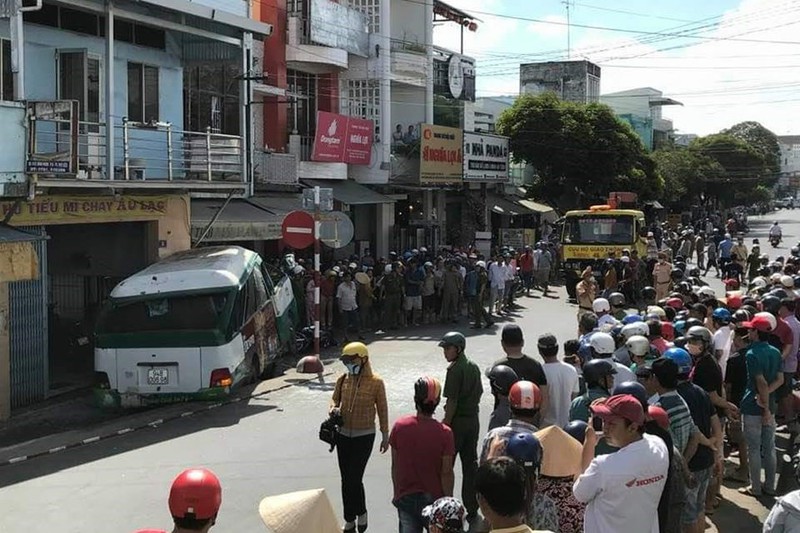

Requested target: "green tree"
[
  {"left": 496, "top": 92, "right": 662, "bottom": 209},
  {"left": 691, "top": 134, "right": 769, "bottom": 205},
  {"left": 651, "top": 147, "right": 724, "bottom": 207},
  {"left": 722, "top": 121, "right": 781, "bottom": 175}
]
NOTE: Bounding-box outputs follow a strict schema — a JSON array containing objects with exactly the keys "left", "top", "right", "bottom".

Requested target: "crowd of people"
[
  {"left": 135, "top": 211, "right": 800, "bottom": 533},
  {"left": 289, "top": 243, "right": 559, "bottom": 343}
]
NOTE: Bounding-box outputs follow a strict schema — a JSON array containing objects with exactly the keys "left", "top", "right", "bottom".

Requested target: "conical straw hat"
[
  {"left": 259, "top": 488, "right": 339, "bottom": 533},
  {"left": 534, "top": 425, "right": 582, "bottom": 478}
]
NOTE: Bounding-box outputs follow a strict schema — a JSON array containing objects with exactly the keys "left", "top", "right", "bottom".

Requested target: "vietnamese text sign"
[
  {"left": 463, "top": 132, "right": 509, "bottom": 181},
  {"left": 420, "top": 124, "right": 463, "bottom": 184},
  {"left": 312, "top": 111, "right": 373, "bottom": 166},
  {"left": 344, "top": 117, "right": 373, "bottom": 165},
  {"left": 0, "top": 195, "right": 169, "bottom": 226}
]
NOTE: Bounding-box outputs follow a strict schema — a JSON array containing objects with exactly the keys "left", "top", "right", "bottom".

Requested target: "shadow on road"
[{"left": 0, "top": 398, "right": 278, "bottom": 488}]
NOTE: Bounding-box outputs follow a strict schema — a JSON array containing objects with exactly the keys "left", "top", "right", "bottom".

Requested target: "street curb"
[{"left": 1, "top": 369, "right": 334, "bottom": 468}]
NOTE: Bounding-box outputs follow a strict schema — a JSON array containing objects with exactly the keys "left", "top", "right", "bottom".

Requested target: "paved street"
[{"left": 1, "top": 209, "right": 798, "bottom": 532}]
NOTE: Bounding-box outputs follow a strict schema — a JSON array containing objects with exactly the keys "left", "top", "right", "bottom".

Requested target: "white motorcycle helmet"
[
  {"left": 592, "top": 298, "right": 611, "bottom": 313},
  {"left": 621, "top": 322, "right": 650, "bottom": 340},
  {"left": 625, "top": 335, "right": 651, "bottom": 357},
  {"left": 589, "top": 332, "right": 616, "bottom": 355}
]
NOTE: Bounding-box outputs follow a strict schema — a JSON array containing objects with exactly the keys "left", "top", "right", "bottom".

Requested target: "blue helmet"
[
  {"left": 712, "top": 307, "right": 732, "bottom": 324},
  {"left": 622, "top": 313, "right": 643, "bottom": 325},
  {"left": 673, "top": 320, "right": 687, "bottom": 336},
  {"left": 563, "top": 420, "right": 588, "bottom": 443},
  {"left": 663, "top": 347, "right": 692, "bottom": 376},
  {"left": 505, "top": 432, "right": 543, "bottom": 472}
]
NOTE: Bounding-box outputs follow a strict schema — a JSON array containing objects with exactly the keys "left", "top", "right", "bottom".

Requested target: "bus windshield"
[
  {"left": 96, "top": 292, "right": 230, "bottom": 335},
  {"left": 562, "top": 215, "right": 635, "bottom": 245}
]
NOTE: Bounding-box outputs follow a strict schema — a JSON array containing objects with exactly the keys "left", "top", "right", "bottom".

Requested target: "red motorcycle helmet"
[
  {"left": 661, "top": 321, "right": 675, "bottom": 341},
  {"left": 666, "top": 297, "right": 684, "bottom": 310},
  {"left": 168, "top": 468, "right": 222, "bottom": 520}
]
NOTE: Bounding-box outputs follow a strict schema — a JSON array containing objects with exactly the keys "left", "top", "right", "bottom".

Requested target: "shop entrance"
[{"left": 46, "top": 222, "right": 150, "bottom": 392}]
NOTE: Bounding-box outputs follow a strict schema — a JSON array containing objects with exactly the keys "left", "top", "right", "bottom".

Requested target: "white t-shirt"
[
  {"left": 611, "top": 361, "right": 637, "bottom": 390},
  {"left": 489, "top": 262, "right": 506, "bottom": 288},
  {"left": 542, "top": 361, "right": 580, "bottom": 428},
  {"left": 573, "top": 434, "right": 668, "bottom": 533},
  {"left": 336, "top": 282, "right": 358, "bottom": 311},
  {"left": 712, "top": 325, "right": 733, "bottom": 380}
]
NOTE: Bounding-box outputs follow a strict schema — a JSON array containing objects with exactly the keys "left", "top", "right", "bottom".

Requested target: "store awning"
[
  {"left": 248, "top": 194, "right": 304, "bottom": 215},
  {"left": 191, "top": 199, "right": 283, "bottom": 242},
  {"left": 0, "top": 225, "right": 47, "bottom": 242},
  {"left": 304, "top": 180, "right": 396, "bottom": 206},
  {"left": 644, "top": 200, "right": 665, "bottom": 209},
  {"left": 488, "top": 193, "right": 535, "bottom": 217}
]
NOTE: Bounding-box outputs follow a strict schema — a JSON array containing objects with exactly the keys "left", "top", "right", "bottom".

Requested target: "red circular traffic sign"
[{"left": 281, "top": 210, "right": 315, "bottom": 249}]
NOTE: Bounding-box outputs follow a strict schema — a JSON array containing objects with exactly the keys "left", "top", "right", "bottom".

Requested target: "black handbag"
[{"left": 319, "top": 411, "right": 344, "bottom": 452}]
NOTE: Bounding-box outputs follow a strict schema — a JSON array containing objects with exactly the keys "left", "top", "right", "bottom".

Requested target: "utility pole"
[{"left": 562, "top": 0, "right": 574, "bottom": 59}]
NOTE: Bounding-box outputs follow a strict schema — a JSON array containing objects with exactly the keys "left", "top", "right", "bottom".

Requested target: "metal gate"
[{"left": 9, "top": 226, "right": 49, "bottom": 409}]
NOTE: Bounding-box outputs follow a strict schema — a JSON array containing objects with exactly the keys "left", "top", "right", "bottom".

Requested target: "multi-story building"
[
  {"left": 520, "top": 60, "right": 601, "bottom": 103},
  {"left": 778, "top": 135, "right": 800, "bottom": 192},
  {"left": 600, "top": 87, "right": 682, "bottom": 150},
  {"left": 0, "top": 0, "right": 270, "bottom": 414}
]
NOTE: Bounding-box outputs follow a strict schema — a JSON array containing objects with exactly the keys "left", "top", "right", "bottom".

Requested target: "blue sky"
[{"left": 434, "top": 0, "right": 800, "bottom": 136}]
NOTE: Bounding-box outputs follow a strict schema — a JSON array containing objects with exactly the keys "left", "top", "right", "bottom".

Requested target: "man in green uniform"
[
  {"left": 382, "top": 262, "right": 404, "bottom": 330},
  {"left": 569, "top": 358, "right": 616, "bottom": 422},
  {"left": 440, "top": 331, "right": 483, "bottom": 521}
]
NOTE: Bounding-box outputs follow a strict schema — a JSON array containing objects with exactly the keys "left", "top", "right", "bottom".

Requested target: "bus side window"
[
  {"left": 252, "top": 268, "right": 270, "bottom": 308},
  {"left": 244, "top": 274, "right": 261, "bottom": 321},
  {"left": 230, "top": 287, "right": 246, "bottom": 335}
]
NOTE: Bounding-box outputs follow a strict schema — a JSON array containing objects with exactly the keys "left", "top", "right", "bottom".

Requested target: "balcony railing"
[
  {"left": 288, "top": 133, "right": 314, "bottom": 162},
  {"left": 31, "top": 119, "right": 244, "bottom": 183},
  {"left": 390, "top": 38, "right": 427, "bottom": 55}
]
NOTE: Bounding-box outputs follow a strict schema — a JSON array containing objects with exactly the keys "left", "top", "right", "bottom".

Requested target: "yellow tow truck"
[{"left": 561, "top": 204, "right": 647, "bottom": 299}]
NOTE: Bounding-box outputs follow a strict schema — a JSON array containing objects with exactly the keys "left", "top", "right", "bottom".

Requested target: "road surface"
[{"left": 0, "top": 209, "right": 795, "bottom": 532}]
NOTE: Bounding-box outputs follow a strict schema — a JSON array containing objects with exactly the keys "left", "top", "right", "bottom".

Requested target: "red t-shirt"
[
  {"left": 518, "top": 253, "right": 534, "bottom": 273},
  {"left": 389, "top": 414, "right": 455, "bottom": 501}
]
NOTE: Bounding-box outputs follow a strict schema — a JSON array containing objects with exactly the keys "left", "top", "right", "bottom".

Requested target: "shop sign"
[
  {"left": 0, "top": 195, "right": 169, "bottom": 226},
  {"left": 463, "top": 132, "right": 509, "bottom": 181},
  {"left": 419, "top": 124, "right": 463, "bottom": 184},
  {"left": 311, "top": 111, "right": 373, "bottom": 165},
  {"left": 500, "top": 228, "right": 524, "bottom": 249}
]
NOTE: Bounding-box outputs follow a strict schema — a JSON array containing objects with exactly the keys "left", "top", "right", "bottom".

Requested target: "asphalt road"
[{"left": 1, "top": 208, "right": 797, "bottom": 533}]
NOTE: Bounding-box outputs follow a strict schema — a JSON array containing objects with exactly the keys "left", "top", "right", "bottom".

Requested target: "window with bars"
[
  {"left": 345, "top": 79, "right": 380, "bottom": 136},
  {"left": 1, "top": 40, "right": 12, "bottom": 101},
  {"left": 347, "top": 0, "right": 380, "bottom": 33},
  {"left": 127, "top": 62, "right": 160, "bottom": 123}
]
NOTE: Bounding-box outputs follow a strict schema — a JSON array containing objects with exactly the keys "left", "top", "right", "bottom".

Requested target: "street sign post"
[
  {"left": 281, "top": 210, "right": 315, "bottom": 249},
  {"left": 319, "top": 211, "right": 355, "bottom": 249}
]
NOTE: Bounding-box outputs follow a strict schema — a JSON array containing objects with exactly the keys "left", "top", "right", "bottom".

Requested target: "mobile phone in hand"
[{"left": 591, "top": 415, "right": 603, "bottom": 437}]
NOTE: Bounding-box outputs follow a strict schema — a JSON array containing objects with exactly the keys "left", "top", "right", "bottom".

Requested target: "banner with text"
[
  {"left": 420, "top": 124, "right": 463, "bottom": 184},
  {"left": 0, "top": 195, "right": 169, "bottom": 226},
  {"left": 311, "top": 111, "right": 373, "bottom": 165},
  {"left": 463, "top": 132, "right": 509, "bottom": 182}
]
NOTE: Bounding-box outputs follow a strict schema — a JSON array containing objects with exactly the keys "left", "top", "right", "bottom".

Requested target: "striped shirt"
[{"left": 656, "top": 390, "right": 693, "bottom": 454}]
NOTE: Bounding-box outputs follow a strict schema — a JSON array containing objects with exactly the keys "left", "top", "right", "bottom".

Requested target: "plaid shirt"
[
  {"left": 657, "top": 390, "right": 694, "bottom": 454},
  {"left": 479, "top": 419, "right": 539, "bottom": 463},
  {"left": 332, "top": 373, "right": 389, "bottom": 434}
]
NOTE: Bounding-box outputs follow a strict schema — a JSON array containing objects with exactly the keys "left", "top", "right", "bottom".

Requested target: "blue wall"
[
  {"left": 0, "top": 102, "right": 26, "bottom": 182},
  {"left": 0, "top": 22, "right": 185, "bottom": 178}
]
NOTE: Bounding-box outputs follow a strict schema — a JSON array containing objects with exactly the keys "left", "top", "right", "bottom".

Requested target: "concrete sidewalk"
[{"left": 0, "top": 360, "right": 335, "bottom": 466}]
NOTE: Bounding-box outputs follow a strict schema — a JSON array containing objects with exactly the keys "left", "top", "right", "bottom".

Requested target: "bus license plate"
[{"left": 147, "top": 368, "right": 169, "bottom": 385}]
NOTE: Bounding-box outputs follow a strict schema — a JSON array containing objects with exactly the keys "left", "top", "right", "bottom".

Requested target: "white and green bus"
[{"left": 94, "top": 246, "right": 298, "bottom": 407}]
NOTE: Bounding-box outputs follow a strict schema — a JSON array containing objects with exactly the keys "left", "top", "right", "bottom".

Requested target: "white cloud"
[
  {"left": 527, "top": 15, "right": 569, "bottom": 39},
  {"left": 441, "top": 0, "right": 800, "bottom": 136}
]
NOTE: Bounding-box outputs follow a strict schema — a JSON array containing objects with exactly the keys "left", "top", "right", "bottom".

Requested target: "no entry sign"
[{"left": 281, "top": 210, "right": 315, "bottom": 249}]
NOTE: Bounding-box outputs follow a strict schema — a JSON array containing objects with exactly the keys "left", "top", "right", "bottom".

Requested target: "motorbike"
[
  {"left": 771, "top": 235, "right": 782, "bottom": 248},
  {"left": 294, "top": 325, "right": 336, "bottom": 355}
]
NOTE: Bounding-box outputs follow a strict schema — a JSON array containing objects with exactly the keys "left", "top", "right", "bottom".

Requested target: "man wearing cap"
[
  {"left": 576, "top": 267, "right": 597, "bottom": 319},
  {"left": 390, "top": 377, "right": 455, "bottom": 532},
  {"left": 490, "top": 325, "right": 549, "bottom": 422},
  {"left": 740, "top": 314, "right": 784, "bottom": 497},
  {"left": 479, "top": 381, "right": 542, "bottom": 463},
  {"left": 573, "top": 395, "right": 669, "bottom": 533},
  {"left": 421, "top": 497, "right": 467, "bottom": 533},
  {"left": 652, "top": 252, "right": 673, "bottom": 300}
]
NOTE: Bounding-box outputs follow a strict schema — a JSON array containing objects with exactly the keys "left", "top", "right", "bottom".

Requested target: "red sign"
[
  {"left": 311, "top": 111, "right": 373, "bottom": 166},
  {"left": 344, "top": 116, "right": 373, "bottom": 165},
  {"left": 281, "top": 210, "right": 315, "bottom": 249}
]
